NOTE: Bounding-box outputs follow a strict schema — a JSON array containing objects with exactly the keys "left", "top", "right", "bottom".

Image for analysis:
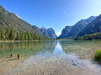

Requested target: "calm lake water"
[{"left": 0, "top": 40, "right": 101, "bottom": 75}]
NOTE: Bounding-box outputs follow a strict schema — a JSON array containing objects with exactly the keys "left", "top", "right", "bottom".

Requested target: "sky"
[{"left": 0, "top": 0, "right": 101, "bottom": 36}]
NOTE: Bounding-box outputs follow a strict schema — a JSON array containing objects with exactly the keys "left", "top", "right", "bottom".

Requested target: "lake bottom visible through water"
[{"left": 0, "top": 40, "right": 101, "bottom": 75}]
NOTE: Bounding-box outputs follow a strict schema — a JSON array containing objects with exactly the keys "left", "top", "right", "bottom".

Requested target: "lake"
[{"left": 0, "top": 40, "right": 101, "bottom": 75}]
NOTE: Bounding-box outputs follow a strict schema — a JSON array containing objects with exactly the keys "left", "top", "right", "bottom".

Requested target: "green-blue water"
[
  {"left": 0, "top": 40, "right": 101, "bottom": 59},
  {"left": 0, "top": 40, "right": 101, "bottom": 75}
]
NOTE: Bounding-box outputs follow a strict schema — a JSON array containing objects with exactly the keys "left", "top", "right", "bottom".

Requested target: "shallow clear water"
[{"left": 0, "top": 40, "right": 101, "bottom": 75}]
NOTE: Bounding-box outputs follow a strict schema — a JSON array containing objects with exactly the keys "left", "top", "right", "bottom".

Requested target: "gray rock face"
[
  {"left": 77, "top": 15, "right": 101, "bottom": 37},
  {"left": 57, "top": 16, "right": 96, "bottom": 39},
  {"left": 40, "top": 27, "right": 57, "bottom": 39},
  {"left": 47, "top": 28, "right": 57, "bottom": 39}
]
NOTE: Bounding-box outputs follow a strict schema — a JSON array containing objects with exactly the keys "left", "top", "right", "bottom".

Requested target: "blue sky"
[{"left": 0, "top": 0, "right": 101, "bottom": 36}]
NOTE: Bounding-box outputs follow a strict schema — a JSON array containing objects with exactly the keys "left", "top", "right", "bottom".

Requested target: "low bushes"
[{"left": 95, "top": 49, "right": 101, "bottom": 63}]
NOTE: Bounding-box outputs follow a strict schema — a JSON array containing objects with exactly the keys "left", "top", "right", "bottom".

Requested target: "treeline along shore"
[{"left": 0, "top": 28, "right": 45, "bottom": 41}]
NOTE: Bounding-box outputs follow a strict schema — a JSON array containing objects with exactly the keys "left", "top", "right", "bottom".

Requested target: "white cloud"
[{"left": 56, "top": 31, "right": 61, "bottom": 36}]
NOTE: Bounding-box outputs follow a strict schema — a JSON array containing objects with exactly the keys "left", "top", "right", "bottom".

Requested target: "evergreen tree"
[
  {"left": 16, "top": 33, "right": 20, "bottom": 40},
  {"left": 25, "top": 33, "right": 28, "bottom": 40},
  {"left": 9, "top": 29, "right": 15, "bottom": 40},
  {"left": 75, "top": 33, "right": 101, "bottom": 40},
  {"left": 5, "top": 29, "right": 10, "bottom": 39},
  {"left": 33, "top": 34, "right": 37, "bottom": 40},
  {"left": 0, "top": 28, "right": 44, "bottom": 40},
  {"left": 0, "top": 30, "right": 3, "bottom": 40},
  {"left": 28, "top": 33, "right": 31, "bottom": 40}
]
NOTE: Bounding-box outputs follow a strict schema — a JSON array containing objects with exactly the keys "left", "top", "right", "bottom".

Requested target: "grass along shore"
[{"left": 95, "top": 49, "right": 101, "bottom": 64}]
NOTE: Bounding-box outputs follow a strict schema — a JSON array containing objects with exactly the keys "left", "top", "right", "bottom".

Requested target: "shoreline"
[
  {"left": 0, "top": 55, "right": 28, "bottom": 75},
  {"left": 0, "top": 40, "right": 53, "bottom": 42},
  {"left": 5, "top": 54, "right": 101, "bottom": 75}
]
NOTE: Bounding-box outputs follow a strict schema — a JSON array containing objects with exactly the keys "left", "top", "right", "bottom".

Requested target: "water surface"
[{"left": 0, "top": 40, "right": 101, "bottom": 75}]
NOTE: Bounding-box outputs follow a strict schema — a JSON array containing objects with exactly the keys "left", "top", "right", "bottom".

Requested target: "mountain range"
[
  {"left": 77, "top": 14, "right": 101, "bottom": 37},
  {"left": 57, "top": 16, "right": 96, "bottom": 39},
  {"left": 40, "top": 27, "right": 57, "bottom": 39},
  {"left": 0, "top": 5, "right": 101, "bottom": 40},
  {"left": 32, "top": 26, "right": 57, "bottom": 39},
  {"left": 0, "top": 5, "right": 57, "bottom": 39}
]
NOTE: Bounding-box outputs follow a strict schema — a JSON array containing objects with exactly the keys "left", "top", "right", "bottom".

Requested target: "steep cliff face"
[
  {"left": 57, "top": 26, "right": 72, "bottom": 39},
  {"left": 40, "top": 27, "right": 57, "bottom": 39},
  {"left": 57, "top": 16, "right": 95, "bottom": 39},
  {"left": 77, "top": 15, "right": 101, "bottom": 37},
  {"left": 47, "top": 28, "right": 57, "bottom": 39}
]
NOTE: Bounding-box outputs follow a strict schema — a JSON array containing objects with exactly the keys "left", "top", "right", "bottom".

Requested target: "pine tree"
[
  {"left": 0, "top": 30, "right": 3, "bottom": 40},
  {"left": 9, "top": 29, "right": 15, "bottom": 40},
  {"left": 5, "top": 29, "right": 10, "bottom": 39}
]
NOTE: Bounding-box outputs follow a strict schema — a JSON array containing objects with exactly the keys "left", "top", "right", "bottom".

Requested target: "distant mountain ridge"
[
  {"left": 40, "top": 27, "right": 57, "bottom": 39},
  {"left": 57, "top": 16, "right": 96, "bottom": 39},
  {"left": 32, "top": 26, "right": 57, "bottom": 39},
  {"left": 77, "top": 14, "right": 101, "bottom": 37},
  {"left": 1, "top": 4, "right": 100, "bottom": 40}
]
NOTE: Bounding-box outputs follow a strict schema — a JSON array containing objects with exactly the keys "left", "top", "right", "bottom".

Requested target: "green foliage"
[
  {"left": 0, "top": 30, "right": 3, "bottom": 40},
  {"left": 16, "top": 33, "right": 20, "bottom": 40},
  {"left": 28, "top": 33, "right": 31, "bottom": 40},
  {"left": 33, "top": 34, "right": 38, "bottom": 40},
  {"left": 95, "top": 49, "right": 101, "bottom": 63},
  {"left": 0, "top": 28, "right": 46, "bottom": 41},
  {"left": 75, "top": 33, "right": 101, "bottom": 40},
  {"left": 9, "top": 28, "right": 16, "bottom": 40},
  {"left": 5, "top": 29, "right": 10, "bottom": 39},
  {"left": 0, "top": 5, "right": 47, "bottom": 40}
]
